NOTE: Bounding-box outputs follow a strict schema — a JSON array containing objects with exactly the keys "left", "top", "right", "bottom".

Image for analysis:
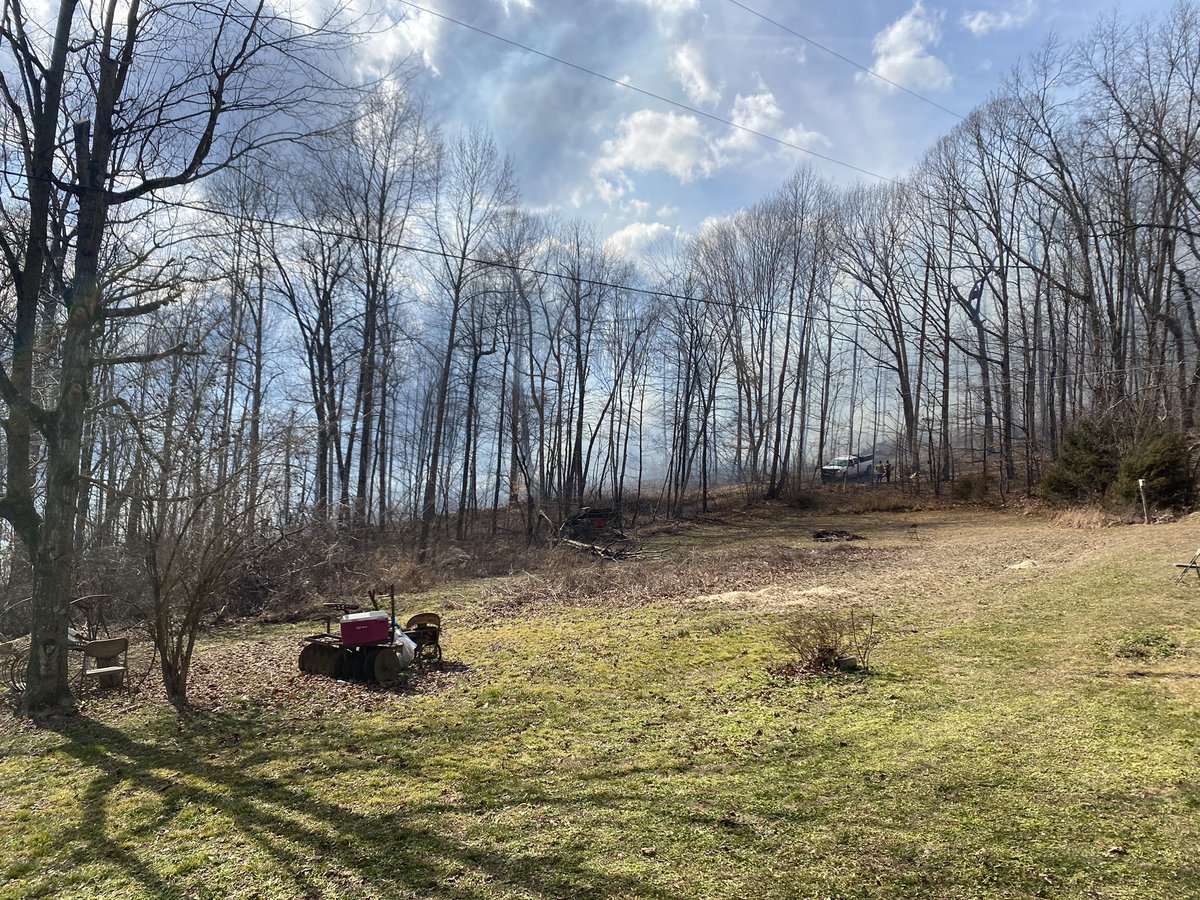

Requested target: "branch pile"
[{"left": 560, "top": 536, "right": 663, "bottom": 561}]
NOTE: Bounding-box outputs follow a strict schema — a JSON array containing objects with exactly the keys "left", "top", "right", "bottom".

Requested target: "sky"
[{"left": 372, "top": 0, "right": 1175, "bottom": 257}]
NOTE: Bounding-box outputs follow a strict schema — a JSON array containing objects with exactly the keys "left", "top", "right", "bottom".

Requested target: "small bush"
[
  {"left": 1051, "top": 506, "right": 1112, "bottom": 529},
  {"left": 1040, "top": 418, "right": 1120, "bottom": 505},
  {"left": 1114, "top": 431, "right": 1195, "bottom": 512},
  {"left": 779, "top": 604, "right": 879, "bottom": 673},
  {"left": 951, "top": 472, "right": 992, "bottom": 501}
]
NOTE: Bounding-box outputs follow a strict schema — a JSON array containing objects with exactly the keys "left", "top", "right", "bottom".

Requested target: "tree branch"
[
  {"left": 91, "top": 342, "right": 187, "bottom": 367},
  {"left": 101, "top": 295, "right": 177, "bottom": 320},
  {"left": 0, "top": 359, "right": 52, "bottom": 431}
]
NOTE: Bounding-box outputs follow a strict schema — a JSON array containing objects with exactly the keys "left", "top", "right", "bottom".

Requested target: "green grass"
[{"left": 2, "top": 510, "right": 1200, "bottom": 898}]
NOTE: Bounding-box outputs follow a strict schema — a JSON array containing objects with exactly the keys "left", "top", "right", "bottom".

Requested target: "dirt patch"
[
  {"left": 484, "top": 541, "right": 906, "bottom": 618},
  {"left": 78, "top": 630, "right": 459, "bottom": 719},
  {"left": 461, "top": 508, "right": 1118, "bottom": 623}
]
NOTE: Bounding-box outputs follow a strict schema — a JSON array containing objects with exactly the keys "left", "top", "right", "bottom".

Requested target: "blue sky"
[{"left": 376, "top": 0, "right": 1174, "bottom": 255}]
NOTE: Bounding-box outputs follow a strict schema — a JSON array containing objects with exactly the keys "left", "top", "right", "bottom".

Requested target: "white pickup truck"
[{"left": 820, "top": 454, "right": 874, "bottom": 482}]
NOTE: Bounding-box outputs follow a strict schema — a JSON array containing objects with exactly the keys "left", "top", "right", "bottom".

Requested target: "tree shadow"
[{"left": 41, "top": 712, "right": 672, "bottom": 899}]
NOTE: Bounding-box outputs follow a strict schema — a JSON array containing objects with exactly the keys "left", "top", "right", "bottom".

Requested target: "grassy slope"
[{"left": 2, "top": 509, "right": 1199, "bottom": 899}]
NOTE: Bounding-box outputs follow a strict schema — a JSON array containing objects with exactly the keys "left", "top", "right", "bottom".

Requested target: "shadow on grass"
[
  {"left": 43, "top": 711, "right": 668, "bottom": 899},
  {"left": 1123, "top": 670, "right": 1200, "bottom": 679}
]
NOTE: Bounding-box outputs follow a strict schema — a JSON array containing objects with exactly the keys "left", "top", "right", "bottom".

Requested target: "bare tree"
[
  {"left": 0, "top": 0, "right": 358, "bottom": 714},
  {"left": 417, "top": 127, "right": 516, "bottom": 560},
  {"left": 133, "top": 308, "right": 268, "bottom": 708}
]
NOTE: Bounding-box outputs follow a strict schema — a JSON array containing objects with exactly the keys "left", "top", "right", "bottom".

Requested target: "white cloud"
[
  {"left": 618, "top": 0, "right": 699, "bottom": 14},
  {"left": 594, "top": 109, "right": 718, "bottom": 186},
  {"left": 591, "top": 83, "right": 825, "bottom": 205},
  {"left": 717, "top": 83, "right": 826, "bottom": 156},
  {"left": 657, "top": 205, "right": 678, "bottom": 218},
  {"left": 961, "top": 0, "right": 1036, "bottom": 36},
  {"left": 670, "top": 42, "right": 721, "bottom": 106},
  {"left": 396, "top": 7, "right": 443, "bottom": 75},
  {"left": 605, "top": 221, "right": 684, "bottom": 259},
  {"left": 594, "top": 169, "right": 635, "bottom": 205},
  {"left": 697, "top": 214, "right": 729, "bottom": 237},
  {"left": 860, "top": 2, "right": 953, "bottom": 93},
  {"left": 622, "top": 198, "right": 652, "bottom": 217}
]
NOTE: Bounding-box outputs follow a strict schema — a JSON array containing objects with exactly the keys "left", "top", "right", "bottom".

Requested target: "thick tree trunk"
[{"left": 22, "top": 134, "right": 106, "bottom": 715}]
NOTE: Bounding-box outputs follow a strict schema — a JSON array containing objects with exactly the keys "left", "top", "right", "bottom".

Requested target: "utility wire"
[
  {"left": 161, "top": 191, "right": 864, "bottom": 330},
  {"left": 724, "top": 0, "right": 965, "bottom": 121},
  {"left": 393, "top": 0, "right": 900, "bottom": 185},
  {"left": 15, "top": 173, "right": 1187, "bottom": 390},
  {"left": 52, "top": 188, "right": 1197, "bottom": 393},
  {"left": 3, "top": 163, "right": 868, "bottom": 328},
  {"left": 6, "top": 171, "right": 1180, "bottom": 393}
]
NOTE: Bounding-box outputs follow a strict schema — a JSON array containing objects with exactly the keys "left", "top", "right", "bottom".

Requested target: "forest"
[{"left": 2, "top": 0, "right": 1200, "bottom": 714}]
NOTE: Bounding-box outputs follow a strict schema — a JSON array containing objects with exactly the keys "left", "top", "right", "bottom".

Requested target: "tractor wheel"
[
  {"left": 331, "top": 647, "right": 350, "bottom": 680},
  {"left": 6, "top": 647, "right": 27, "bottom": 693},
  {"left": 317, "top": 644, "right": 337, "bottom": 677},
  {"left": 298, "top": 643, "right": 318, "bottom": 674},
  {"left": 372, "top": 647, "right": 401, "bottom": 683}
]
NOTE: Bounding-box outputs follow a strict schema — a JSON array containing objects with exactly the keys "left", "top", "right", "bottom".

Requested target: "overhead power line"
[
  {"left": 21, "top": 168, "right": 1188, "bottom": 395},
  {"left": 8, "top": 169, "right": 1183, "bottom": 399},
  {"left": 393, "top": 0, "right": 900, "bottom": 185},
  {"left": 0, "top": 166, "right": 859, "bottom": 329},
  {"left": 2, "top": 163, "right": 864, "bottom": 329},
  {"left": 153, "top": 191, "right": 864, "bottom": 330},
  {"left": 724, "top": 0, "right": 965, "bottom": 121}
]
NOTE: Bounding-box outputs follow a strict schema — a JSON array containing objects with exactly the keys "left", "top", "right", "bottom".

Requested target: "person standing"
[{"left": 884, "top": 460, "right": 893, "bottom": 483}]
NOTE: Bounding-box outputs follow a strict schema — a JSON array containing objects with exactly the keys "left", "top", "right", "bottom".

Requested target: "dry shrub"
[
  {"left": 779, "top": 603, "right": 879, "bottom": 674},
  {"left": 950, "top": 472, "right": 994, "bottom": 501},
  {"left": 434, "top": 547, "right": 472, "bottom": 572},
  {"left": 372, "top": 559, "right": 427, "bottom": 594},
  {"left": 1051, "top": 506, "right": 1120, "bottom": 529},
  {"left": 795, "top": 487, "right": 943, "bottom": 516}
]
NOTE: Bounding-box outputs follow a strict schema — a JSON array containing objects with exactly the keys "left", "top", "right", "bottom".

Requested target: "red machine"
[{"left": 298, "top": 587, "right": 442, "bottom": 683}]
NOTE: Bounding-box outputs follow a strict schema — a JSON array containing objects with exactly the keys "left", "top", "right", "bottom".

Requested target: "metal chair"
[
  {"left": 403, "top": 613, "right": 442, "bottom": 663},
  {"left": 81, "top": 637, "right": 128, "bottom": 690}
]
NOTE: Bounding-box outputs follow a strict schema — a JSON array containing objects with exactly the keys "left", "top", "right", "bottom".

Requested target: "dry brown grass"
[
  {"left": 1050, "top": 505, "right": 1129, "bottom": 528},
  {"left": 794, "top": 486, "right": 945, "bottom": 515},
  {"left": 488, "top": 539, "right": 901, "bottom": 614}
]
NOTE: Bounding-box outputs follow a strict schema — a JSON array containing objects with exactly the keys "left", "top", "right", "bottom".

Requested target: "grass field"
[{"left": 3, "top": 506, "right": 1200, "bottom": 899}]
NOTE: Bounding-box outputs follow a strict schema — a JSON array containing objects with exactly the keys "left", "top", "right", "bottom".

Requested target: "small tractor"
[{"left": 298, "top": 587, "right": 441, "bottom": 683}]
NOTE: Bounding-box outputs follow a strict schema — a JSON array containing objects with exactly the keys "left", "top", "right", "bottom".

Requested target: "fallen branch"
[{"left": 560, "top": 537, "right": 661, "bottom": 561}]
